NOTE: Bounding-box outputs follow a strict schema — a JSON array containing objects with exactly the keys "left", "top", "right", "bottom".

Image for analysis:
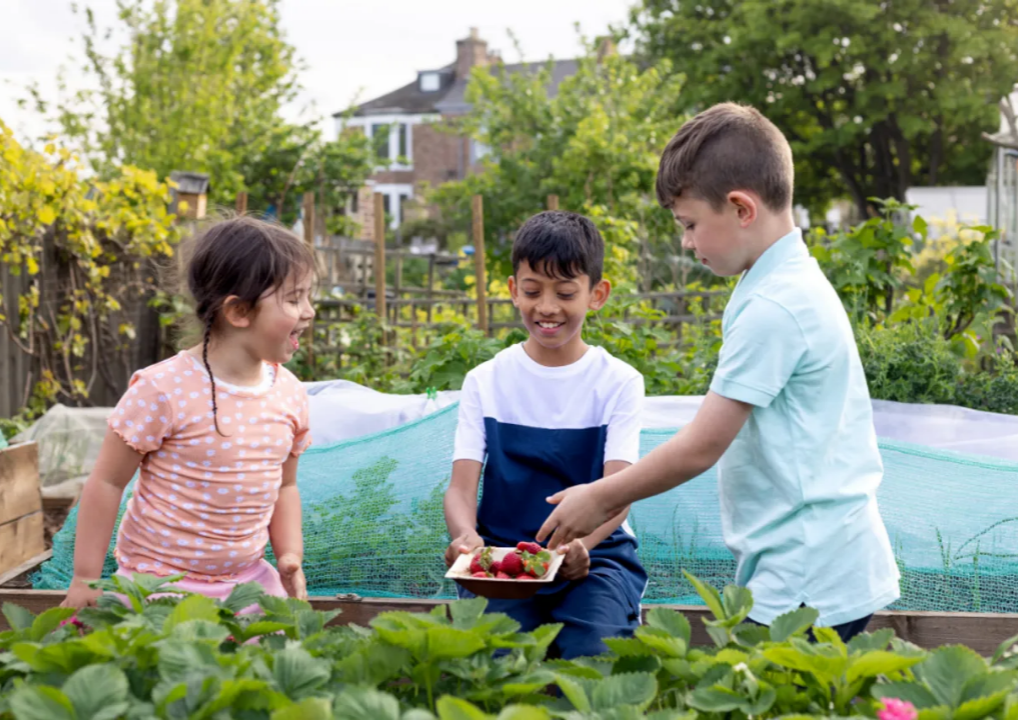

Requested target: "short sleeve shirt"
[
  {"left": 710, "top": 229, "right": 900, "bottom": 626},
  {"left": 453, "top": 344, "right": 647, "bottom": 598},
  {"left": 110, "top": 351, "right": 311, "bottom": 581}
]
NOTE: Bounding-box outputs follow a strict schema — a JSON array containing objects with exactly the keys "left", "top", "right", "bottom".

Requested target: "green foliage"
[
  {"left": 410, "top": 326, "right": 528, "bottom": 392},
  {"left": 631, "top": 0, "right": 1018, "bottom": 218},
  {"left": 6, "top": 572, "right": 1018, "bottom": 719},
  {"left": 0, "top": 121, "right": 181, "bottom": 410},
  {"left": 428, "top": 43, "right": 691, "bottom": 289},
  {"left": 29, "top": 0, "right": 372, "bottom": 225},
  {"left": 855, "top": 320, "right": 964, "bottom": 406}
]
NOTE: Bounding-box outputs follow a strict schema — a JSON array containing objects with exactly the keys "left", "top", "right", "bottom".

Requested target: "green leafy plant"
[{"left": 5, "top": 571, "right": 1018, "bottom": 719}]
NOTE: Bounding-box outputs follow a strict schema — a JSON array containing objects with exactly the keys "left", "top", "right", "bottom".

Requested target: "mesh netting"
[{"left": 35, "top": 403, "right": 1018, "bottom": 612}]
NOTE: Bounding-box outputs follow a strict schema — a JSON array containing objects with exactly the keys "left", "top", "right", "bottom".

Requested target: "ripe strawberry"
[
  {"left": 495, "top": 572, "right": 512, "bottom": 579},
  {"left": 518, "top": 575, "right": 535, "bottom": 580},
  {"left": 489, "top": 560, "right": 502, "bottom": 574},
  {"left": 499, "top": 553, "right": 524, "bottom": 576},
  {"left": 471, "top": 571, "right": 489, "bottom": 578},
  {"left": 469, "top": 556, "right": 485, "bottom": 574},
  {"left": 469, "top": 547, "right": 495, "bottom": 574},
  {"left": 516, "top": 541, "right": 543, "bottom": 555}
]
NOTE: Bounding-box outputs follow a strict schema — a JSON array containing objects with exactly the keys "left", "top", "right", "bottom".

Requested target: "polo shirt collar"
[{"left": 733, "top": 227, "right": 807, "bottom": 298}]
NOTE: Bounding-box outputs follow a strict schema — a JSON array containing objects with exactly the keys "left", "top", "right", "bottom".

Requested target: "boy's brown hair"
[{"left": 655, "top": 102, "right": 794, "bottom": 212}]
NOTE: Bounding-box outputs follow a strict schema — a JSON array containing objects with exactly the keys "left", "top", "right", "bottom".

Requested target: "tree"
[
  {"left": 427, "top": 43, "right": 695, "bottom": 288},
  {"left": 38, "top": 0, "right": 298, "bottom": 204},
  {"left": 630, "top": 0, "right": 1018, "bottom": 219},
  {"left": 30, "top": 0, "right": 373, "bottom": 230}
]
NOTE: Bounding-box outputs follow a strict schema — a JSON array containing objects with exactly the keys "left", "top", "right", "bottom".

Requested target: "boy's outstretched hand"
[
  {"left": 277, "top": 553, "right": 308, "bottom": 600},
  {"left": 558, "top": 539, "right": 590, "bottom": 580},
  {"left": 537, "top": 483, "right": 612, "bottom": 551},
  {"left": 445, "top": 531, "right": 484, "bottom": 568}
]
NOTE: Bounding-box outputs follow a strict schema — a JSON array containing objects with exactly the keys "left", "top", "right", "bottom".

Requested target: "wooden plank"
[
  {"left": 0, "top": 550, "right": 51, "bottom": 587},
  {"left": 0, "top": 442, "right": 41, "bottom": 525},
  {"left": 0, "top": 588, "right": 1015, "bottom": 655},
  {"left": 302, "top": 192, "right": 316, "bottom": 371},
  {"left": 547, "top": 195, "right": 559, "bottom": 211},
  {"left": 472, "top": 195, "right": 488, "bottom": 335},
  {"left": 373, "top": 193, "right": 387, "bottom": 323},
  {"left": 0, "top": 512, "right": 45, "bottom": 576}
]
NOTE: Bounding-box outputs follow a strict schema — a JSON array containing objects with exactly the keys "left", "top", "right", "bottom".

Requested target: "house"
[{"left": 335, "top": 28, "right": 578, "bottom": 236}]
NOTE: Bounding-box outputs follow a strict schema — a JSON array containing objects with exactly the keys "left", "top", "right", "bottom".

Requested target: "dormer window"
[{"left": 420, "top": 72, "right": 441, "bottom": 92}]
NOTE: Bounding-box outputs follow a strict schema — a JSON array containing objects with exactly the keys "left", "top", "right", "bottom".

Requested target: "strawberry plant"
[{"left": 3, "top": 572, "right": 1018, "bottom": 719}]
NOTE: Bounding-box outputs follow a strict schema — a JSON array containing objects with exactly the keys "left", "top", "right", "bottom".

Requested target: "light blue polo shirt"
[{"left": 710, "top": 228, "right": 900, "bottom": 627}]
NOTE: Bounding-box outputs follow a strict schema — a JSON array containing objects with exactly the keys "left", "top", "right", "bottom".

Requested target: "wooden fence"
[{"left": 309, "top": 193, "right": 725, "bottom": 348}]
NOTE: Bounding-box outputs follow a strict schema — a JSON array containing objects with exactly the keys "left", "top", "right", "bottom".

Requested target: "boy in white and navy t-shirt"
[{"left": 443, "top": 211, "right": 648, "bottom": 659}]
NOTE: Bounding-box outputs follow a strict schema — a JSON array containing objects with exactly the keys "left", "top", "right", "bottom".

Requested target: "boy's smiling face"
[{"left": 509, "top": 260, "right": 610, "bottom": 356}]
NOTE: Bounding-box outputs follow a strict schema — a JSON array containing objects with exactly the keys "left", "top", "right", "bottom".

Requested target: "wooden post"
[
  {"left": 373, "top": 193, "right": 387, "bottom": 324},
  {"left": 0, "top": 442, "right": 45, "bottom": 577},
  {"left": 472, "top": 195, "right": 488, "bottom": 335},
  {"left": 301, "top": 192, "right": 316, "bottom": 371},
  {"left": 235, "top": 192, "right": 248, "bottom": 215},
  {"left": 547, "top": 194, "right": 559, "bottom": 211},
  {"left": 426, "top": 254, "right": 435, "bottom": 324}
]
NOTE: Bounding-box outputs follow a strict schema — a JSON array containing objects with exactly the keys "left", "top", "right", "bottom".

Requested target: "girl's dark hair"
[
  {"left": 186, "top": 216, "right": 315, "bottom": 434},
  {"left": 511, "top": 211, "right": 605, "bottom": 286}
]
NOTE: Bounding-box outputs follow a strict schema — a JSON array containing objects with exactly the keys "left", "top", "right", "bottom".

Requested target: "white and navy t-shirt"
[{"left": 454, "top": 343, "right": 647, "bottom": 590}]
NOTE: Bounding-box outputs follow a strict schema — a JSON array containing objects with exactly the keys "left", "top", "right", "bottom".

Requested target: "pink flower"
[
  {"left": 59, "top": 614, "right": 86, "bottom": 635},
  {"left": 878, "top": 698, "right": 918, "bottom": 720}
]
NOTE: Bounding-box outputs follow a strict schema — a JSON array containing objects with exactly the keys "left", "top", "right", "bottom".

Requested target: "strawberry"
[
  {"left": 489, "top": 560, "right": 502, "bottom": 574},
  {"left": 518, "top": 575, "right": 535, "bottom": 580},
  {"left": 516, "top": 541, "right": 543, "bottom": 555},
  {"left": 471, "top": 571, "right": 489, "bottom": 578},
  {"left": 495, "top": 572, "right": 512, "bottom": 579},
  {"left": 499, "top": 552, "right": 524, "bottom": 576},
  {"left": 470, "top": 547, "right": 495, "bottom": 574}
]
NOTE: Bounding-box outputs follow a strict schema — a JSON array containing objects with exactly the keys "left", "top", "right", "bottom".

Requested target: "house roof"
[
  {"left": 169, "top": 171, "right": 210, "bottom": 195},
  {"left": 341, "top": 59, "right": 579, "bottom": 118},
  {"left": 435, "top": 59, "right": 579, "bottom": 115}
]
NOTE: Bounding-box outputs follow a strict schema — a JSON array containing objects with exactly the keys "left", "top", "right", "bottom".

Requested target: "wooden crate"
[{"left": 0, "top": 442, "right": 45, "bottom": 577}]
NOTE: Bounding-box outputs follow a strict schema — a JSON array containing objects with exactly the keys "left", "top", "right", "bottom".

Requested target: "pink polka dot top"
[{"left": 108, "top": 351, "right": 311, "bottom": 582}]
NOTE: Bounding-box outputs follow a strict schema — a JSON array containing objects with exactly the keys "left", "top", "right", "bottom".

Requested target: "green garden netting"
[{"left": 35, "top": 402, "right": 1018, "bottom": 613}]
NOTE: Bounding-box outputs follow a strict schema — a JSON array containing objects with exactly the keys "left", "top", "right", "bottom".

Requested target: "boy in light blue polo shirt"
[{"left": 537, "top": 102, "right": 900, "bottom": 640}]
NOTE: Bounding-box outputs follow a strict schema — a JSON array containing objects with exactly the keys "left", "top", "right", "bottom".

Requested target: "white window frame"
[
  {"left": 338, "top": 113, "right": 438, "bottom": 172},
  {"left": 372, "top": 183, "right": 414, "bottom": 229},
  {"left": 420, "top": 72, "right": 441, "bottom": 92}
]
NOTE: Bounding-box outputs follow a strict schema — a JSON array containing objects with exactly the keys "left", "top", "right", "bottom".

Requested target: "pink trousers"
[{"left": 115, "top": 559, "right": 287, "bottom": 615}]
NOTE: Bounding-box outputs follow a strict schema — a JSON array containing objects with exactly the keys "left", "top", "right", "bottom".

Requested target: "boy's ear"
[
  {"left": 588, "top": 279, "right": 612, "bottom": 311},
  {"left": 221, "top": 296, "right": 253, "bottom": 328},
  {"left": 508, "top": 276, "right": 519, "bottom": 307},
  {"left": 728, "top": 190, "right": 759, "bottom": 228}
]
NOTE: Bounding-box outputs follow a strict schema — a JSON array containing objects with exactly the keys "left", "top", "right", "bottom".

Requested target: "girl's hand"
[
  {"left": 277, "top": 554, "right": 308, "bottom": 600},
  {"left": 445, "top": 531, "right": 484, "bottom": 568},
  {"left": 558, "top": 539, "right": 591, "bottom": 581},
  {"left": 61, "top": 576, "right": 102, "bottom": 608}
]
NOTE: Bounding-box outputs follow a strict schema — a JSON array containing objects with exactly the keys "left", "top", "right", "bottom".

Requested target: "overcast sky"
[{"left": 1, "top": 0, "right": 634, "bottom": 145}]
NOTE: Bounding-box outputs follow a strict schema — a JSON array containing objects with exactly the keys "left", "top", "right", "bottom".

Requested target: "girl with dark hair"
[{"left": 62, "top": 217, "right": 316, "bottom": 610}]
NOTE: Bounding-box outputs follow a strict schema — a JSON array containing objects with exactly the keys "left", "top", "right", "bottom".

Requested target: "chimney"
[
  {"left": 595, "top": 35, "right": 617, "bottom": 63},
  {"left": 456, "top": 27, "right": 489, "bottom": 79}
]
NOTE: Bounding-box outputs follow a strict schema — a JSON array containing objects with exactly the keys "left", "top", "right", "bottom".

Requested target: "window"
[
  {"left": 382, "top": 194, "right": 391, "bottom": 217},
  {"left": 399, "top": 193, "right": 411, "bottom": 226},
  {"left": 398, "top": 123, "right": 408, "bottom": 159},
  {"left": 420, "top": 72, "right": 440, "bottom": 92},
  {"left": 371, "top": 123, "right": 390, "bottom": 160}
]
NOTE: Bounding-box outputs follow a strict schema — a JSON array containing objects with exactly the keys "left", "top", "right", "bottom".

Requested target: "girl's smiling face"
[{"left": 245, "top": 270, "right": 316, "bottom": 364}]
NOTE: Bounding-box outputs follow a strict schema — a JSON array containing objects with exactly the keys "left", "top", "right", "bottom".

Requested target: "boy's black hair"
[{"left": 511, "top": 211, "right": 604, "bottom": 286}]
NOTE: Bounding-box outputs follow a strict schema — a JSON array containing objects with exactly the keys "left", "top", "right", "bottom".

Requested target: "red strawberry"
[
  {"left": 471, "top": 571, "right": 489, "bottom": 578},
  {"left": 500, "top": 553, "right": 524, "bottom": 577},
  {"left": 489, "top": 560, "right": 502, "bottom": 574},
  {"left": 495, "top": 572, "right": 512, "bottom": 579},
  {"left": 518, "top": 575, "right": 535, "bottom": 580},
  {"left": 469, "top": 556, "right": 485, "bottom": 574},
  {"left": 517, "top": 541, "right": 543, "bottom": 555}
]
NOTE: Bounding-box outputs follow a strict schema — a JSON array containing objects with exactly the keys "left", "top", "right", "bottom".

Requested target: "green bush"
[
  {"left": 3, "top": 572, "right": 1017, "bottom": 719},
  {"left": 856, "top": 321, "right": 964, "bottom": 405}
]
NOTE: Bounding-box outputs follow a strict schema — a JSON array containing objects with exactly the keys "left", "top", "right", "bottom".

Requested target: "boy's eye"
[
  {"left": 523, "top": 291, "right": 540, "bottom": 297},
  {"left": 558, "top": 294, "right": 575, "bottom": 300}
]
